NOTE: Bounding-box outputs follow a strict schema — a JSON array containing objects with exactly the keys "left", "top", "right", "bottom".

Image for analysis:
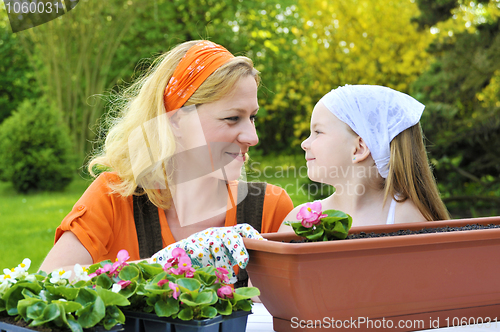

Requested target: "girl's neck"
[{"left": 322, "top": 170, "right": 390, "bottom": 226}]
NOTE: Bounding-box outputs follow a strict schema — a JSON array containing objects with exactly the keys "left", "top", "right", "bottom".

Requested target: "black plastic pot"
[
  {"left": 123, "top": 310, "right": 250, "bottom": 332},
  {"left": 0, "top": 321, "right": 123, "bottom": 332}
]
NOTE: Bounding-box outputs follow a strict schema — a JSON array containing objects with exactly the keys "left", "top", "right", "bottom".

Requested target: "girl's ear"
[{"left": 352, "top": 136, "right": 371, "bottom": 163}]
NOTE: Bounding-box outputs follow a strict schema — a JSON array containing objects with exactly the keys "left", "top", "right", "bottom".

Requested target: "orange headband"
[{"left": 163, "top": 41, "right": 235, "bottom": 112}]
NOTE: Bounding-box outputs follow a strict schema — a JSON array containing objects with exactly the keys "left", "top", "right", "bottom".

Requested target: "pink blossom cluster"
[{"left": 157, "top": 248, "right": 234, "bottom": 300}]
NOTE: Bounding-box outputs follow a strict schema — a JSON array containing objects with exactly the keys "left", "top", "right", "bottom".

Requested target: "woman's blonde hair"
[
  {"left": 384, "top": 123, "right": 450, "bottom": 221},
  {"left": 89, "top": 40, "right": 259, "bottom": 209}
]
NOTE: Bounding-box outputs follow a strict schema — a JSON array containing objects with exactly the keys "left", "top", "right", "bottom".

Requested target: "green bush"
[{"left": 0, "top": 99, "right": 76, "bottom": 193}]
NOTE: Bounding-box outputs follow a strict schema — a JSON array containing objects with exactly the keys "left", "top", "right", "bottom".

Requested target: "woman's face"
[
  {"left": 174, "top": 75, "right": 259, "bottom": 182},
  {"left": 301, "top": 101, "right": 356, "bottom": 183}
]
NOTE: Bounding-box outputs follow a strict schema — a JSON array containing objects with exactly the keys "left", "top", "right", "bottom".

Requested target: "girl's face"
[
  {"left": 301, "top": 101, "right": 357, "bottom": 183},
  {"left": 175, "top": 75, "right": 259, "bottom": 182}
]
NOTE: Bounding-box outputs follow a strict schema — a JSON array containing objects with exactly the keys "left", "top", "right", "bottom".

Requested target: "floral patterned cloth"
[{"left": 150, "top": 224, "right": 265, "bottom": 283}]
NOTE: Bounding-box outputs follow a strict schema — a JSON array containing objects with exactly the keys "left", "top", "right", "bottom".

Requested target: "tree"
[
  {"left": 258, "top": 0, "right": 437, "bottom": 154},
  {"left": 0, "top": 5, "right": 39, "bottom": 123},
  {"left": 411, "top": 0, "right": 500, "bottom": 215}
]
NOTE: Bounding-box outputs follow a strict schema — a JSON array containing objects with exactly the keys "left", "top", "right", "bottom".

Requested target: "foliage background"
[{"left": 1, "top": 0, "right": 500, "bottom": 270}]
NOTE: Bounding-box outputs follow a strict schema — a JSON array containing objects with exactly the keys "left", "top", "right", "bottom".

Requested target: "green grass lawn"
[
  {"left": 0, "top": 154, "right": 312, "bottom": 273},
  {"left": 0, "top": 176, "right": 93, "bottom": 273}
]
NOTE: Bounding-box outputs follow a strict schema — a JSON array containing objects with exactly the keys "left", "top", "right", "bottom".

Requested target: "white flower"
[
  {"left": 111, "top": 283, "right": 122, "bottom": 293},
  {"left": 3, "top": 268, "right": 20, "bottom": 280},
  {"left": 0, "top": 280, "right": 12, "bottom": 296},
  {"left": 3, "top": 268, "right": 19, "bottom": 279},
  {"left": 50, "top": 268, "right": 72, "bottom": 284},
  {"left": 74, "top": 264, "right": 91, "bottom": 282},
  {"left": 15, "top": 258, "right": 31, "bottom": 274}
]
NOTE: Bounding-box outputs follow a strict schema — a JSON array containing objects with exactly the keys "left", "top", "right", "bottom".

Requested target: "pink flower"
[
  {"left": 89, "top": 263, "right": 113, "bottom": 278},
  {"left": 158, "top": 279, "right": 169, "bottom": 287},
  {"left": 297, "top": 202, "right": 327, "bottom": 228},
  {"left": 116, "top": 250, "right": 130, "bottom": 264},
  {"left": 169, "top": 281, "right": 180, "bottom": 300},
  {"left": 172, "top": 248, "right": 187, "bottom": 258},
  {"left": 170, "top": 255, "right": 195, "bottom": 277},
  {"left": 163, "top": 248, "right": 188, "bottom": 271},
  {"left": 215, "top": 267, "right": 229, "bottom": 284},
  {"left": 117, "top": 280, "right": 131, "bottom": 289},
  {"left": 217, "top": 285, "right": 234, "bottom": 299},
  {"left": 110, "top": 249, "right": 130, "bottom": 276}
]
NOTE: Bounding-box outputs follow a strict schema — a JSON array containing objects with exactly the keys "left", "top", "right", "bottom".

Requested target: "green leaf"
[
  {"left": 30, "top": 303, "right": 61, "bottom": 326},
  {"left": 323, "top": 209, "right": 349, "bottom": 218},
  {"left": 118, "top": 280, "right": 138, "bottom": 298},
  {"left": 215, "top": 299, "right": 232, "bottom": 315},
  {"left": 305, "top": 228, "right": 325, "bottom": 241},
  {"left": 5, "top": 281, "right": 42, "bottom": 315},
  {"left": 95, "top": 274, "right": 113, "bottom": 290},
  {"left": 146, "top": 295, "right": 159, "bottom": 306},
  {"left": 196, "top": 266, "right": 216, "bottom": 275},
  {"left": 178, "top": 307, "right": 194, "bottom": 321},
  {"left": 154, "top": 297, "right": 179, "bottom": 317},
  {"left": 18, "top": 298, "right": 45, "bottom": 320},
  {"left": 95, "top": 286, "right": 130, "bottom": 307},
  {"left": 87, "top": 263, "right": 104, "bottom": 276},
  {"left": 46, "top": 285, "right": 80, "bottom": 300},
  {"left": 200, "top": 306, "right": 217, "bottom": 319},
  {"left": 194, "top": 271, "right": 217, "bottom": 286},
  {"left": 21, "top": 288, "right": 40, "bottom": 299},
  {"left": 66, "top": 315, "right": 83, "bottom": 332},
  {"left": 118, "top": 265, "right": 140, "bottom": 282},
  {"left": 176, "top": 278, "right": 201, "bottom": 294},
  {"left": 53, "top": 300, "right": 83, "bottom": 313},
  {"left": 75, "top": 288, "right": 97, "bottom": 306},
  {"left": 76, "top": 296, "right": 106, "bottom": 328},
  {"left": 150, "top": 271, "right": 167, "bottom": 284},
  {"left": 234, "top": 299, "right": 252, "bottom": 311},
  {"left": 137, "top": 262, "right": 164, "bottom": 279},
  {"left": 144, "top": 282, "right": 169, "bottom": 295},
  {"left": 178, "top": 289, "right": 216, "bottom": 307},
  {"left": 103, "top": 306, "right": 125, "bottom": 330},
  {"left": 233, "top": 287, "right": 260, "bottom": 301}
]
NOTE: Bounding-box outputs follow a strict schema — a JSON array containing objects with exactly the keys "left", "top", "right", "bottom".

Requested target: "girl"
[{"left": 280, "top": 85, "right": 449, "bottom": 228}]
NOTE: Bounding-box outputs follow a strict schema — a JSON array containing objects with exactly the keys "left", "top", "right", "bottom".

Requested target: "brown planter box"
[{"left": 243, "top": 216, "right": 500, "bottom": 331}]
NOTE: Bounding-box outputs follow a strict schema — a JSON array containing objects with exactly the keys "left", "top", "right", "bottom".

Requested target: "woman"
[
  {"left": 40, "top": 40, "right": 293, "bottom": 274},
  {"left": 280, "top": 85, "right": 449, "bottom": 229}
]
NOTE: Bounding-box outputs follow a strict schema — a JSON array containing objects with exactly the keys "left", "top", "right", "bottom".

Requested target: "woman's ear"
[
  {"left": 352, "top": 136, "right": 371, "bottom": 163},
  {"left": 168, "top": 111, "right": 182, "bottom": 138}
]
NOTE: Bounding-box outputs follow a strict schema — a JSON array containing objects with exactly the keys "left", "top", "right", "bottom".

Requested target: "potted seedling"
[{"left": 0, "top": 248, "right": 259, "bottom": 332}]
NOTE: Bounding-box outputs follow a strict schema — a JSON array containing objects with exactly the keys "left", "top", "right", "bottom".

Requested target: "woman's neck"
[{"left": 168, "top": 175, "right": 228, "bottom": 228}]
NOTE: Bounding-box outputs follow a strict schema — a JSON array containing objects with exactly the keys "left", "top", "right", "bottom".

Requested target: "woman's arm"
[{"left": 39, "top": 231, "right": 93, "bottom": 274}]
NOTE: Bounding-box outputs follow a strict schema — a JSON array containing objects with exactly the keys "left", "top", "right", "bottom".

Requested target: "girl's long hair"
[{"left": 384, "top": 123, "right": 450, "bottom": 221}]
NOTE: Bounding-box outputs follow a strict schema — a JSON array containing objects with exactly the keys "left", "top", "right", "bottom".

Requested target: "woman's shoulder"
[{"left": 82, "top": 172, "right": 127, "bottom": 200}]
